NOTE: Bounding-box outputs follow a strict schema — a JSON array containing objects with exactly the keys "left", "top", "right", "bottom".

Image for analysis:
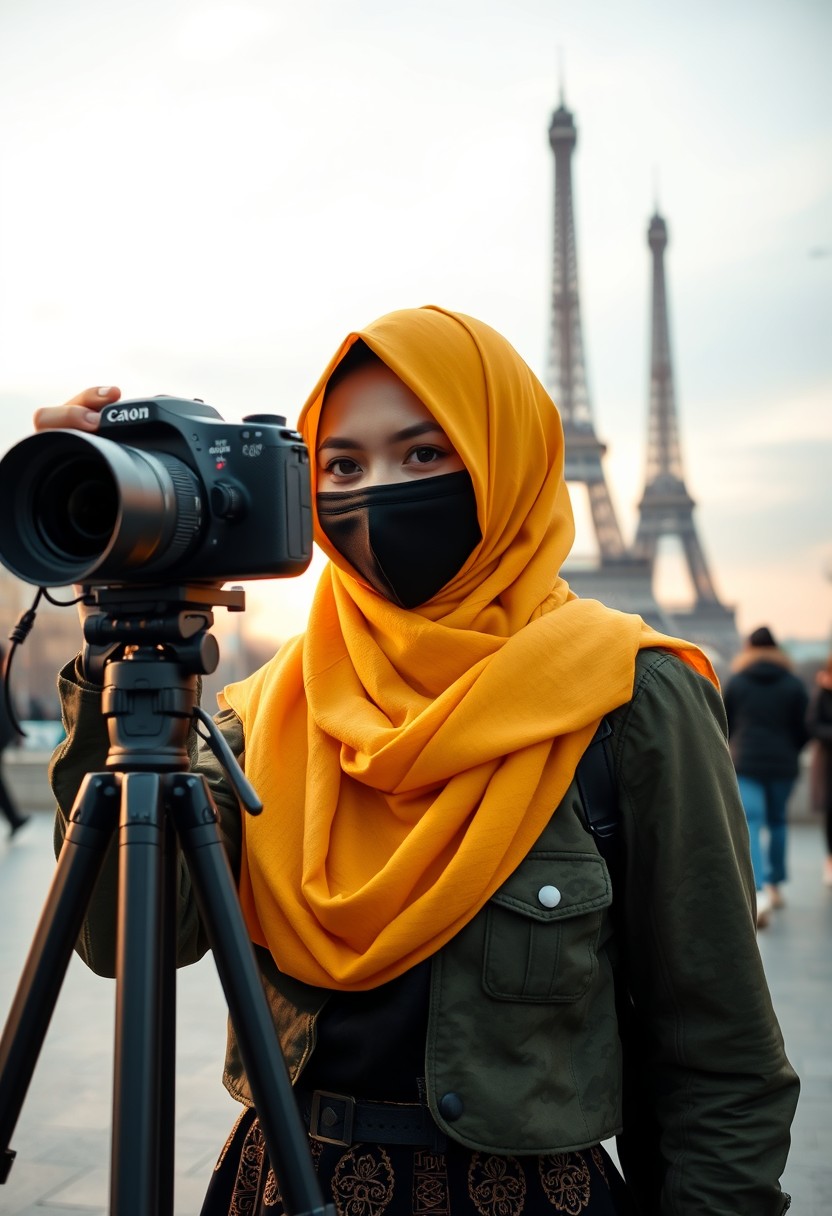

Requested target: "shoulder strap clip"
[{"left": 576, "top": 717, "right": 619, "bottom": 844}]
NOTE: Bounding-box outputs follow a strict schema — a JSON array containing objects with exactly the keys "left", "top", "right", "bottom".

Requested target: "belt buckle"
[{"left": 309, "top": 1090, "right": 356, "bottom": 1146}]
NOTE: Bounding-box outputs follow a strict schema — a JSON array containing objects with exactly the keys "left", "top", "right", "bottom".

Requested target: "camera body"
[{"left": 0, "top": 396, "right": 313, "bottom": 587}]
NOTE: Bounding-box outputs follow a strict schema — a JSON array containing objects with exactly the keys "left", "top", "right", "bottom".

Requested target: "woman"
[
  {"left": 807, "top": 653, "right": 832, "bottom": 887},
  {"left": 40, "top": 306, "right": 797, "bottom": 1215}
]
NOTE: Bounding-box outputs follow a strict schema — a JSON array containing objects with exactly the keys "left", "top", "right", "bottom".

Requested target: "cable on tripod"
[{"left": 5, "top": 585, "right": 88, "bottom": 737}]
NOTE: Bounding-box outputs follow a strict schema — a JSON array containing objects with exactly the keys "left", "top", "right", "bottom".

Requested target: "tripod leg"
[
  {"left": 156, "top": 814, "right": 179, "bottom": 1216},
  {"left": 170, "top": 774, "right": 333, "bottom": 1216},
  {"left": 110, "top": 771, "right": 167, "bottom": 1216},
  {"left": 0, "top": 773, "right": 119, "bottom": 1183}
]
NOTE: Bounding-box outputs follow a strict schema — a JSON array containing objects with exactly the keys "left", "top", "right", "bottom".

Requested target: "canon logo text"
[{"left": 105, "top": 406, "right": 150, "bottom": 423}]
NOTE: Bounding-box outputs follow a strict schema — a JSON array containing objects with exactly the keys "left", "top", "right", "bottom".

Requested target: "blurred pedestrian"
[
  {"left": 724, "top": 626, "right": 809, "bottom": 927},
  {"left": 0, "top": 642, "right": 29, "bottom": 839},
  {"left": 807, "top": 651, "right": 832, "bottom": 887}
]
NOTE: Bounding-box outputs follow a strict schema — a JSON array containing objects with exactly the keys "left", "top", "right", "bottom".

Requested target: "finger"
[{"left": 32, "top": 386, "right": 121, "bottom": 432}]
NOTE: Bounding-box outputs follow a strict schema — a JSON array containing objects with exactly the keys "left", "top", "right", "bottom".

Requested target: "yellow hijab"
[{"left": 222, "top": 306, "right": 715, "bottom": 990}]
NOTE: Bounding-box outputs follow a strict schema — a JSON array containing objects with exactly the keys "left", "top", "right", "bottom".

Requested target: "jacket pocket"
[{"left": 482, "top": 851, "right": 611, "bottom": 1002}]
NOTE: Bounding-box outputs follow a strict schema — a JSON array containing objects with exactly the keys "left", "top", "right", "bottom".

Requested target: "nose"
[{"left": 361, "top": 468, "right": 412, "bottom": 488}]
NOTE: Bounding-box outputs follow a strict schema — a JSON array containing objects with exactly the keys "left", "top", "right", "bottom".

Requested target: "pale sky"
[{"left": 0, "top": 0, "right": 830, "bottom": 646}]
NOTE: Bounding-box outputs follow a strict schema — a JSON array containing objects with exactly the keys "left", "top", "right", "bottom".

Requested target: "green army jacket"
[{"left": 51, "top": 649, "right": 798, "bottom": 1215}]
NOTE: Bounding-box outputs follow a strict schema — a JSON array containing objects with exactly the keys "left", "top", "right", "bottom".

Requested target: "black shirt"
[{"left": 298, "top": 959, "right": 431, "bottom": 1101}]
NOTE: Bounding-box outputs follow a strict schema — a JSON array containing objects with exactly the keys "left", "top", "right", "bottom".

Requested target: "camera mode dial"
[{"left": 242, "top": 414, "right": 286, "bottom": 426}]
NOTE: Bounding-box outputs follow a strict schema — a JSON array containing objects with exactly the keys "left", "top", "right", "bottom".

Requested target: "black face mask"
[{"left": 317, "top": 470, "right": 481, "bottom": 609}]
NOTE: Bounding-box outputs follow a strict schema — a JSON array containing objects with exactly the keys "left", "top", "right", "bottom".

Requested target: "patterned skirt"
[{"left": 200, "top": 1107, "right": 634, "bottom": 1216}]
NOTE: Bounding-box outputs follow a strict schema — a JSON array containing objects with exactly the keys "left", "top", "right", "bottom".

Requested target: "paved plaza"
[{"left": 1, "top": 806, "right": 830, "bottom": 1214}]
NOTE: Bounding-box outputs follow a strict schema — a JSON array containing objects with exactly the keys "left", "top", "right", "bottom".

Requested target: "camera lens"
[
  {"left": 35, "top": 456, "right": 119, "bottom": 561},
  {"left": 0, "top": 430, "right": 203, "bottom": 586}
]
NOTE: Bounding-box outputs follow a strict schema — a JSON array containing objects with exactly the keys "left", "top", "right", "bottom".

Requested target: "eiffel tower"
[
  {"left": 633, "top": 211, "right": 738, "bottom": 653},
  {"left": 544, "top": 94, "right": 737, "bottom": 659},
  {"left": 634, "top": 211, "right": 723, "bottom": 603},
  {"left": 546, "top": 95, "right": 626, "bottom": 563},
  {"left": 546, "top": 94, "right": 677, "bottom": 634}
]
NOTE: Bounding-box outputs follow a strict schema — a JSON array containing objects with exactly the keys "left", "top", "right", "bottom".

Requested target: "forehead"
[{"left": 318, "top": 363, "right": 440, "bottom": 440}]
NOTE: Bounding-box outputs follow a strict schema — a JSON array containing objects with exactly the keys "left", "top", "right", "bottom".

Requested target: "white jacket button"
[{"left": 538, "top": 885, "right": 562, "bottom": 908}]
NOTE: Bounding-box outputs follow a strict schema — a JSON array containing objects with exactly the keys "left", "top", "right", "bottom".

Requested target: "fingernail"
[
  {"left": 83, "top": 411, "right": 100, "bottom": 425},
  {"left": 96, "top": 386, "right": 112, "bottom": 396}
]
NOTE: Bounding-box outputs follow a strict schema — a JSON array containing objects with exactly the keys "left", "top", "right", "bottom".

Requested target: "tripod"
[{"left": 0, "top": 584, "right": 334, "bottom": 1216}]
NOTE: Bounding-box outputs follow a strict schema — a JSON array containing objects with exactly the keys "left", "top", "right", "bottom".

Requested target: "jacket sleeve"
[
  {"left": 50, "top": 658, "right": 244, "bottom": 977},
  {"left": 791, "top": 682, "right": 811, "bottom": 753},
  {"left": 807, "top": 685, "right": 832, "bottom": 743},
  {"left": 616, "top": 651, "right": 798, "bottom": 1216},
  {"left": 721, "top": 678, "right": 735, "bottom": 736}
]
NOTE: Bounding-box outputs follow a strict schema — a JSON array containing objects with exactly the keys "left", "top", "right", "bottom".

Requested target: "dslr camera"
[{"left": 0, "top": 396, "right": 313, "bottom": 587}]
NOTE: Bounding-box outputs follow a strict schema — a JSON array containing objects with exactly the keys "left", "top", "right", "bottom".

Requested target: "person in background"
[
  {"left": 807, "top": 651, "right": 832, "bottom": 888},
  {"left": 724, "top": 625, "right": 809, "bottom": 927},
  {"left": 37, "top": 307, "right": 798, "bottom": 1215},
  {"left": 0, "top": 642, "right": 30, "bottom": 839}
]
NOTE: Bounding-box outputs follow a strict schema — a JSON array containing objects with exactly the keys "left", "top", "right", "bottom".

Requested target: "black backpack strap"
[{"left": 575, "top": 717, "right": 621, "bottom": 872}]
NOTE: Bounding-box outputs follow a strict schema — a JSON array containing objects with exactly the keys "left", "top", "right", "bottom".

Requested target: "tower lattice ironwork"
[
  {"left": 546, "top": 97, "right": 626, "bottom": 563},
  {"left": 634, "top": 212, "right": 722, "bottom": 606}
]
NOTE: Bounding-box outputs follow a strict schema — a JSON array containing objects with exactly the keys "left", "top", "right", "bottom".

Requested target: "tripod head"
[
  {"left": 83, "top": 582, "right": 260, "bottom": 811},
  {"left": 82, "top": 581, "right": 245, "bottom": 675}
]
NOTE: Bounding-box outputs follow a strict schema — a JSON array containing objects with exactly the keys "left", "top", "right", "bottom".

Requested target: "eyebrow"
[{"left": 317, "top": 420, "right": 445, "bottom": 452}]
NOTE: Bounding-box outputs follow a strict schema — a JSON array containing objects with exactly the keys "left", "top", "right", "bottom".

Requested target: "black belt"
[{"left": 298, "top": 1089, "right": 446, "bottom": 1151}]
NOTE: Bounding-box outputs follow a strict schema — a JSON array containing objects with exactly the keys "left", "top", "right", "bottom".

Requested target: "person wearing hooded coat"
[
  {"left": 37, "top": 308, "right": 797, "bottom": 1215},
  {"left": 723, "top": 626, "right": 809, "bottom": 927},
  {"left": 807, "top": 651, "right": 832, "bottom": 887},
  {"left": 0, "top": 641, "right": 29, "bottom": 838}
]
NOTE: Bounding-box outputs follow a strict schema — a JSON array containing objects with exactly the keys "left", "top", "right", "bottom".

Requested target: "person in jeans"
[
  {"left": 724, "top": 625, "right": 809, "bottom": 927},
  {"left": 0, "top": 642, "right": 29, "bottom": 839},
  {"left": 807, "top": 652, "right": 832, "bottom": 887}
]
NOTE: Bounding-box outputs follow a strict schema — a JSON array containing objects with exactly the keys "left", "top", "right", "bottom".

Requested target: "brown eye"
[
  {"left": 325, "top": 457, "right": 361, "bottom": 476},
  {"left": 409, "top": 446, "right": 442, "bottom": 465}
]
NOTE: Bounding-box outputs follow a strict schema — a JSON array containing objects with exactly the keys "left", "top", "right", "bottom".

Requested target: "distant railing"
[
  {"left": 16, "top": 720, "right": 66, "bottom": 752},
  {"left": 4, "top": 726, "right": 821, "bottom": 827}
]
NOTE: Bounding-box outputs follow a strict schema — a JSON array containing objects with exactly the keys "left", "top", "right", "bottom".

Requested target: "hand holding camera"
[{"left": 33, "top": 384, "right": 122, "bottom": 434}]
